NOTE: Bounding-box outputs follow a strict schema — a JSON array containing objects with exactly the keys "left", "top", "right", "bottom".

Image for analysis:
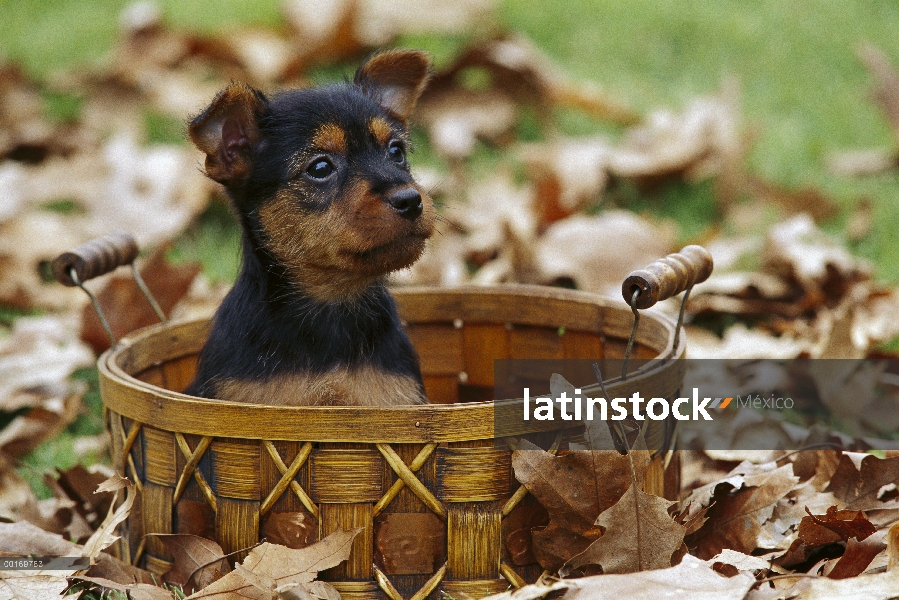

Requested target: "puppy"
[{"left": 184, "top": 51, "right": 435, "bottom": 406}]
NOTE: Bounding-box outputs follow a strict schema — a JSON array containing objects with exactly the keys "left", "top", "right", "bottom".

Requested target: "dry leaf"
[
  {"left": 486, "top": 555, "right": 755, "bottom": 600},
  {"left": 0, "top": 315, "right": 93, "bottom": 411},
  {"left": 0, "top": 314, "right": 91, "bottom": 459},
  {"left": 67, "top": 575, "right": 176, "bottom": 600},
  {"left": 420, "top": 89, "right": 518, "bottom": 159},
  {"left": 706, "top": 549, "right": 771, "bottom": 575},
  {"left": 185, "top": 528, "right": 361, "bottom": 600},
  {"left": 523, "top": 138, "right": 611, "bottom": 224},
  {"left": 81, "top": 476, "right": 135, "bottom": 560},
  {"left": 55, "top": 465, "right": 116, "bottom": 528},
  {"left": 793, "top": 568, "right": 899, "bottom": 600},
  {"left": 683, "top": 324, "right": 808, "bottom": 360},
  {"left": 608, "top": 83, "right": 741, "bottom": 184},
  {"left": 152, "top": 534, "right": 230, "bottom": 592},
  {"left": 888, "top": 521, "right": 899, "bottom": 572},
  {"left": 535, "top": 211, "right": 675, "bottom": 297},
  {"left": 565, "top": 484, "right": 686, "bottom": 574},
  {"left": 764, "top": 214, "right": 869, "bottom": 294},
  {"left": 511, "top": 442, "right": 649, "bottom": 571},
  {"left": 779, "top": 506, "right": 877, "bottom": 568},
  {"left": 450, "top": 173, "right": 536, "bottom": 263},
  {"left": 0, "top": 522, "right": 87, "bottom": 600},
  {"left": 84, "top": 552, "right": 156, "bottom": 586},
  {"left": 0, "top": 521, "right": 82, "bottom": 556},
  {"left": 0, "top": 455, "right": 41, "bottom": 524},
  {"left": 826, "top": 536, "right": 887, "bottom": 579},
  {"left": 686, "top": 463, "right": 798, "bottom": 559},
  {"left": 0, "top": 572, "right": 78, "bottom": 600},
  {"left": 0, "top": 129, "right": 210, "bottom": 309},
  {"left": 824, "top": 452, "right": 899, "bottom": 511}
]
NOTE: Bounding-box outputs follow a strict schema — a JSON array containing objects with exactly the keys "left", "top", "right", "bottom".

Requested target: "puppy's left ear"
[{"left": 354, "top": 50, "right": 432, "bottom": 123}]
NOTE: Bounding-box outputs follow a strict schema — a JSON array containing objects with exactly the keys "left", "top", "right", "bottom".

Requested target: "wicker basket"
[{"left": 99, "top": 284, "right": 685, "bottom": 599}]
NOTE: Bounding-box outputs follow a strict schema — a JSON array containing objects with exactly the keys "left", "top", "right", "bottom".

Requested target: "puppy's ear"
[
  {"left": 189, "top": 83, "right": 267, "bottom": 185},
  {"left": 354, "top": 50, "right": 432, "bottom": 123}
]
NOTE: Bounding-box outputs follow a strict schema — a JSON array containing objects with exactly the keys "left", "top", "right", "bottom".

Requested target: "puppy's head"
[{"left": 189, "top": 50, "right": 435, "bottom": 302}]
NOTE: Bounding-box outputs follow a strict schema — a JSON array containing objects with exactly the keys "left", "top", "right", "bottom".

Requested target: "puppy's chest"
[{"left": 215, "top": 366, "right": 426, "bottom": 406}]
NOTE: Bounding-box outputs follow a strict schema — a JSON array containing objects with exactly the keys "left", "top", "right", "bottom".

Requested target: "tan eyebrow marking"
[
  {"left": 311, "top": 123, "right": 347, "bottom": 154},
  {"left": 369, "top": 117, "right": 393, "bottom": 146}
]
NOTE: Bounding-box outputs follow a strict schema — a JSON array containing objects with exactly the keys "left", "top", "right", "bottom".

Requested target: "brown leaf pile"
[
  {"left": 0, "top": 472, "right": 361, "bottom": 600},
  {"left": 498, "top": 447, "right": 899, "bottom": 600}
]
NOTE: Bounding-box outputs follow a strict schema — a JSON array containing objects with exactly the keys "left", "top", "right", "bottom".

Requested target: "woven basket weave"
[{"left": 100, "top": 284, "right": 685, "bottom": 599}]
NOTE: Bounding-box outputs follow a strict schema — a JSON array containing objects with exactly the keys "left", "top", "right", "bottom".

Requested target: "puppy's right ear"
[{"left": 189, "top": 83, "right": 267, "bottom": 185}]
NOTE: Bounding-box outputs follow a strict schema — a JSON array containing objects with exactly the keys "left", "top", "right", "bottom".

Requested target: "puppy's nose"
[{"left": 386, "top": 188, "right": 423, "bottom": 220}]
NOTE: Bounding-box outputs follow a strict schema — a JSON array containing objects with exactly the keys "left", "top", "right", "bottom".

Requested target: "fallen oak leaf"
[
  {"left": 185, "top": 528, "right": 361, "bottom": 600},
  {"left": 778, "top": 506, "right": 877, "bottom": 568},
  {"left": 825, "top": 536, "right": 887, "bottom": 579},
  {"left": 1, "top": 571, "right": 83, "bottom": 600},
  {"left": 685, "top": 463, "right": 798, "bottom": 559},
  {"left": 534, "top": 211, "right": 675, "bottom": 298},
  {"left": 84, "top": 552, "right": 156, "bottom": 585},
  {"left": 705, "top": 549, "right": 772, "bottom": 577},
  {"left": 824, "top": 452, "right": 899, "bottom": 511},
  {"left": 511, "top": 440, "right": 649, "bottom": 571},
  {"left": 0, "top": 520, "right": 82, "bottom": 556},
  {"left": 151, "top": 534, "right": 230, "bottom": 592},
  {"left": 0, "top": 522, "right": 87, "bottom": 600},
  {"left": 66, "top": 576, "right": 176, "bottom": 600},
  {"left": 564, "top": 483, "right": 686, "bottom": 575},
  {"left": 484, "top": 555, "right": 755, "bottom": 600},
  {"left": 803, "top": 505, "right": 876, "bottom": 542},
  {"left": 787, "top": 567, "right": 899, "bottom": 600}
]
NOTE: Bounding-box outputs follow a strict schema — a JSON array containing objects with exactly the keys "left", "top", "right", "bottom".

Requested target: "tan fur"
[
  {"left": 216, "top": 366, "right": 427, "bottom": 406},
  {"left": 311, "top": 123, "right": 348, "bottom": 155},
  {"left": 258, "top": 180, "right": 435, "bottom": 303},
  {"left": 369, "top": 117, "right": 393, "bottom": 146}
]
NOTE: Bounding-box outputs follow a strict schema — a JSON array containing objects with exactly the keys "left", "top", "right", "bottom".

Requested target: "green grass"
[
  {"left": 0, "top": 0, "right": 282, "bottom": 77},
  {"left": 17, "top": 368, "right": 106, "bottom": 499},
  {"left": 168, "top": 199, "right": 243, "bottom": 284},
  {"left": 500, "top": 0, "right": 899, "bottom": 279}
]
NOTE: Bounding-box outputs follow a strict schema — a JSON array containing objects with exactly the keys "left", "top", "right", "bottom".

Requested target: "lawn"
[{"left": 3, "top": 0, "right": 898, "bottom": 279}]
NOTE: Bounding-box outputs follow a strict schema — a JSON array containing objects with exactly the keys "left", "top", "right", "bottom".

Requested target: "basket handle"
[
  {"left": 616, "top": 245, "right": 713, "bottom": 380},
  {"left": 52, "top": 231, "right": 166, "bottom": 347},
  {"left": 621, "top": 244, "right": 713, "bottom": 310},
  {"left": 52, "top": 231, "right": 139, "bottom": 287}
]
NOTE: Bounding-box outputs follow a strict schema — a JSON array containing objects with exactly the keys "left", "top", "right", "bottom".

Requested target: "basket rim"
[{"left": 99, "top": 284, "right": 686, "bottom": 442}]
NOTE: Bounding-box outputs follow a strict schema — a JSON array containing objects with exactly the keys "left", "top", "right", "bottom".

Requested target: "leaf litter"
[{"left": 2, "top": 1, "right": 899, "bottom": 599}]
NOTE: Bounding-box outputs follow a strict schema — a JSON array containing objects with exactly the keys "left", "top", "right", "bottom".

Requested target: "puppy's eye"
[
  {"left": 387, "top": 141, "right": 406, "bottom": 165},
  {"left": 305, "top": 158, "right": 335, "bottom": 180}
]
